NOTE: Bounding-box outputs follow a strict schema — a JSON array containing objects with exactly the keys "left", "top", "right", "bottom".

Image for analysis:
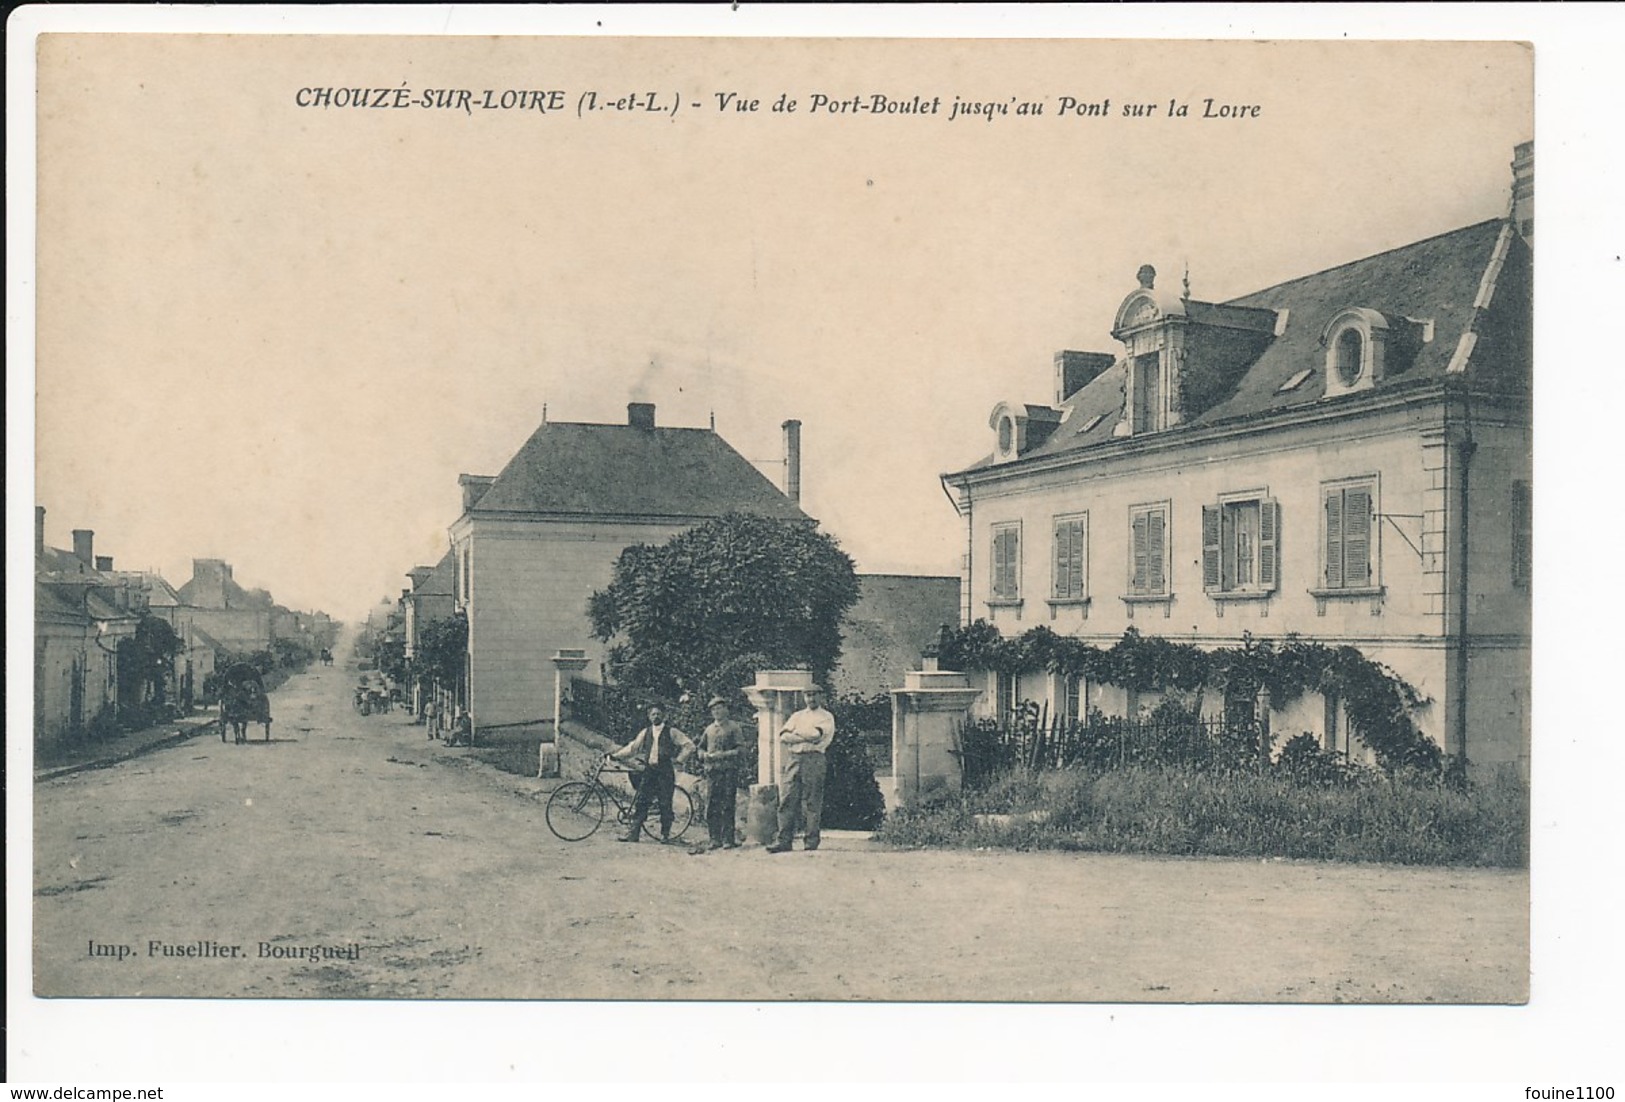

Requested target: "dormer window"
[
  {"left": 989, "top": 401, "right": 1063, "bottom": 463},
  {"left": 1321, "top": 307, "right": 1391, "bottom": 397}
]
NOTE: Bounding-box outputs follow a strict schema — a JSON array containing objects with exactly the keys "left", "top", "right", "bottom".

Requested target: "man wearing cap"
[
  {"left": 767, "top": 686, "right": 836, "bottom": 853},
  {"left": 689, "top": 695, "right": 747, "bottom": 853},
  {"left": 609, "top": 704, "right": 696, "bottom": 843}
]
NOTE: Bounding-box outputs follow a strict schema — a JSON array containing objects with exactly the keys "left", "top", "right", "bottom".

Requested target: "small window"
[
  {"left": 1511, "top": 481, "right": 1532, "bottom": 589},
  {"left": 1334, "top": 329, "right": 1364, "bottom": 386},
  {"left": 991, "top": 523, "right": 1021, "bottom": 601},
  {"left": 997, "top": 416, "right": 1014, "bottom": 454},
  {"left": 1323, "top": 481, "right": 1375, "bottom": 589},
  {"left": 1202, "top": 495, "right": 1280, "bottom": 594},
  {"left": 1052, "top": 514, "right": 1088, "bottom": 600},
  {"left": 1128, "top": 503, "right": 1170, "bottom": 596}
]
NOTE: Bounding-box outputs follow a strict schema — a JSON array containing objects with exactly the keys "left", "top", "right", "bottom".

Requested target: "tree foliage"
[
  {"left": 588, "top": 513, "right": 861, "bottom": 703},
  {"left": 118, "top": 614, "right": 182, "bottom": 706},
  {"left": 415, "top": 615, "right": 468, "bottom": 688}
]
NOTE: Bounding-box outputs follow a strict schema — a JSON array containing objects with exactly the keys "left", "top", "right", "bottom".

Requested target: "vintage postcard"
[{"left": 8, "top": 7, "right": 1598, "bottom": 1088}]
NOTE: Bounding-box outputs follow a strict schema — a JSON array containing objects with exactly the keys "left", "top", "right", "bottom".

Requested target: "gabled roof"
[
  {"left": 471, "top": 421, "right": 807, "bottom": 521},
  {"left": 957, "top": 218, "right": 1530, "bottom": 473},
  {"left": 190, "top": 626, "right": 227, "bottom": 653},
  {"left": 35, "top": 580, "right": 134, "bottom": 623},
  {"left": 112, "top": 570, "right": 184, "bottom": 606},
  {"left": 414, "top": 549, "right": 457, "bottom": 597},
  {"left": 37, "top": 546, "right": 111, "bottom": 584}
]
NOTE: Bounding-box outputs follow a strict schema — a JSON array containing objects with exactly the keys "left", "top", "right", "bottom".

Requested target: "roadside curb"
[{"left": 34, "top": 718, "right": 220, "bottom": 783}]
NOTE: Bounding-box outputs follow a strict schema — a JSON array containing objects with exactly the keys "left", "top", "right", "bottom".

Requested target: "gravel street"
[{"left": 33, "top": 659, "right": 1528, "bottom": 1003}]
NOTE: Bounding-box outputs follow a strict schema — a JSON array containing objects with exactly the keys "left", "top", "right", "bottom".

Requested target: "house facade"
[
  {"left": 34, "top": 513, "right": 140, "bottom": 745},
  {"left": 942, "top": 146, "right": 1532, "bottom": 775},
  {"left": 448, "top": 402, "right": 807, "bottom": 732},
  {"left": 176, "top": 558, "right": 273, "bottom": 653}
]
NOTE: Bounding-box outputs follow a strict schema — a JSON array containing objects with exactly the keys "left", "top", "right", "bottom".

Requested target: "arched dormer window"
[{"left": 1320, "top": 307, "right": 1390, "bottom": 398}]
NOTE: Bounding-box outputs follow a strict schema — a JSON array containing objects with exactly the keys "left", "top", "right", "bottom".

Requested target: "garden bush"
[{"left": 877, "top": 763, "right": 1527, "bottom": 867}]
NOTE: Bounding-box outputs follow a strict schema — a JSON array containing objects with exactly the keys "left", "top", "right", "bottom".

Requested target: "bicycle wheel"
[
  {"left": 645, "top": 785, "right": 694, "bottom": 841},
  {"left": 546, "top": 782, "right": 606, "bottom": 842}
]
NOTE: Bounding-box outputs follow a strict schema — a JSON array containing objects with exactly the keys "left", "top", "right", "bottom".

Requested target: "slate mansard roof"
[
  {"left": 955, "top": 217, "right": 1531, "bottom": 474},
  {"left": 470, "top": 421, "right": 808, "bottom": 522}
]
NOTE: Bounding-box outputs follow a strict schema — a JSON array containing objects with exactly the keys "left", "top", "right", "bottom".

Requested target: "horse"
[{"left": 220, "top": 683, "right": 273, "bottom": 744}]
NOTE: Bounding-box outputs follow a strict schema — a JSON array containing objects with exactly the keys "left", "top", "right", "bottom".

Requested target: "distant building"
[
  {"left": 449, "top": 402, "right": 806, "bottom": 731},
  {"left": 942, "top": 144, "right": 1533, "bottom": 775},
  {"left": 176, "top": 558, "right": 272, "bottom": 653}
]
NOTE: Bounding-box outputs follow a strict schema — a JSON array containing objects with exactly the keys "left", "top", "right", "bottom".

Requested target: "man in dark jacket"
[{"left": 609, "top": 705, "right": 696, "bottom": 842}]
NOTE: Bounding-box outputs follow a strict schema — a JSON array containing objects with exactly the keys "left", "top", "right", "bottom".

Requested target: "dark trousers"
[
  {"left": 775, "top": 751, "right": 827, "bottom": 850},
  {"left": 706, "top": 770, "right": 739, "bottom": 846},
  {"left": 628, "top": 761, "right": 676, "bottom": 838}
]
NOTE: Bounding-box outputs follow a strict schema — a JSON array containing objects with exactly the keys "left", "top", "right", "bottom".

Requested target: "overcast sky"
[{"left": 29, "top": 35, "right": 1530, "bottom": 622}]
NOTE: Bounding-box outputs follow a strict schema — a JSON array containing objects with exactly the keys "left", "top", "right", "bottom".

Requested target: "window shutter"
[
  {"left": 1131, "top": 512, "right": 1149, "bottom": 594},
  {"left": 1147, "top": 509, "right": 1166, "bottom": 595},
  {"left": 1324, "top": 490, "right": 1344, "bottom": 589},
  {"left": 1202, "top": 505, "right": 1221, "bottom": 591},
  {"left": 1053, "top": 524, "right": 1066, "bottom": 598},
  {"left": 1259, "top": 499, "right": 1279, "bottom": 591},
  {"left": 1073, "top": 518, "right": 1087, "bottom": 598},
  {"left": 1344, "top": 486, "right": 1371, "bottom": 587},
  {"left": 991, "top": 529, "right": 1006, "bottom": 597}
]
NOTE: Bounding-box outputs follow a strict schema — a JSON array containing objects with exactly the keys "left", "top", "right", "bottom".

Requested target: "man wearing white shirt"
[{"left": 767, "top": 686, "right": 836, "bottom": 853}]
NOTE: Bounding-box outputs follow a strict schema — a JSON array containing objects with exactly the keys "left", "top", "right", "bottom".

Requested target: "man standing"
[
  {"left": 609, "top": 704, "right": 696, "bottom": 843},
  {"left": 767, "top": 686, "right": 835, "bottom": 853},
  {"left": 689, "top": 695, "right": 746, "bottom": 854}
]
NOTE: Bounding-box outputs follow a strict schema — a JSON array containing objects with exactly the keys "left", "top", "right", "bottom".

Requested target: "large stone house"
[
  {"left": 448, "top": 402, "right": 807, "bottom": 732},
  {"left": 941, "top": 144, "right": 1533, "bottom": 775},
  {"left": 176, "top": 558, "right": 273, "bottom": 653}
]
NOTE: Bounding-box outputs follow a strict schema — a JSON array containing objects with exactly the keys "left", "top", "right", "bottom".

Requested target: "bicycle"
[{"left": 545, "top": 754, "right": 695, "bottom": 842}]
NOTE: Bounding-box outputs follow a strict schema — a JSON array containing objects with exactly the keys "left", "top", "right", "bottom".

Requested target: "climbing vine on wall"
[{"left": 936, "top": 622, "right": 1439, "bottom": 773}]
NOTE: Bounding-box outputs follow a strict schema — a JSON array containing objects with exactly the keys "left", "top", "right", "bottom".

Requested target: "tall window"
[
  {"left": 1202, "top": 496, "right": 1280, "bottom": 594},
  {"left": 1323, "top": 480, "right": 1374, "bottom": 589},
  {"left": 1052, "top": 514, "right": 1088, "bottom": 599},
  {"left": 1334, "top": 329, "right": 1364, "bottom": 387},
  {"left": 1132, "top": 352, "right": 1161, "bottom": 434},
  {"left": 1511, "top": 480, "right": 1532, "bottom": 589},
  {"left": 991, "top": 523, "right": 1021, "bottom": 601},
  {"left": 1128, "top": 503, "right": 1169, "bottom": 596}
]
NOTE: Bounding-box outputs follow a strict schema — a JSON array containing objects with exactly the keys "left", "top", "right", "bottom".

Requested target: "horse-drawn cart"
[{"left": 219, "top": 663, "right": 273, "bottom": 744}]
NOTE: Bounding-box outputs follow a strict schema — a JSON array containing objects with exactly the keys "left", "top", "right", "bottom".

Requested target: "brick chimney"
[
  {"left": 782, "top": 419, "right": 802, "bottom": 506},
  {"left": 72, "top": 529, "right": 94, "bottom": 568},
  {"left": 628, "top": 402, "right": 656, "bottom": 430},
  {"left": 36, "top": 506, "right": 45, "bottom": 559},
  {"left": 1510, "top": 140, "right": 1533, "bottom": 244},
  {"left": 95, "top": 555, "right": 114, "bottom": 572}
]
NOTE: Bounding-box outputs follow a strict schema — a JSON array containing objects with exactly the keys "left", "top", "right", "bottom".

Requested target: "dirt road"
[{"left": 33, "top": 659, "right": 1527, "bottom": 1003}]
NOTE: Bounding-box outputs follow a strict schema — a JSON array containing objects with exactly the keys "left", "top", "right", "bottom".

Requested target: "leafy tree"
[
  {"left": 588, "top": 513, "right": 861, "bottom": 703},
  {"left": 415, "top": 615, "right": 468, "bottom": 691},
  {"left": 118, "top": 614, "right": 182, "bottom": 707}
]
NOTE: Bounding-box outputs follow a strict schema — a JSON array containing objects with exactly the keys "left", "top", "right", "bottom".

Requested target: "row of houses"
[
  {"left": 375, "top": 142, "right": 1530, "bottom": 778},
  {"left": 33, "top": 506, "right": 339, "bottom": 747}
]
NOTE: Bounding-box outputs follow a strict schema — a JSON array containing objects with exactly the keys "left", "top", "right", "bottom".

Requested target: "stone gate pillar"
[
  {"left": 891, "top": 658, "right": 983, "bottom": 809},
  {"left": 544, "top": 648, "right": 590, "bottom": 778},
  {"left": 743, "top": 669, "right": 814, "bottom": 844}
]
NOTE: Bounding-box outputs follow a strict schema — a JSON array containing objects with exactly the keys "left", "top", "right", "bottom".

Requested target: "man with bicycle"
[{"left": 608, "top": 704, "right": 697, "bottom": 843}]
